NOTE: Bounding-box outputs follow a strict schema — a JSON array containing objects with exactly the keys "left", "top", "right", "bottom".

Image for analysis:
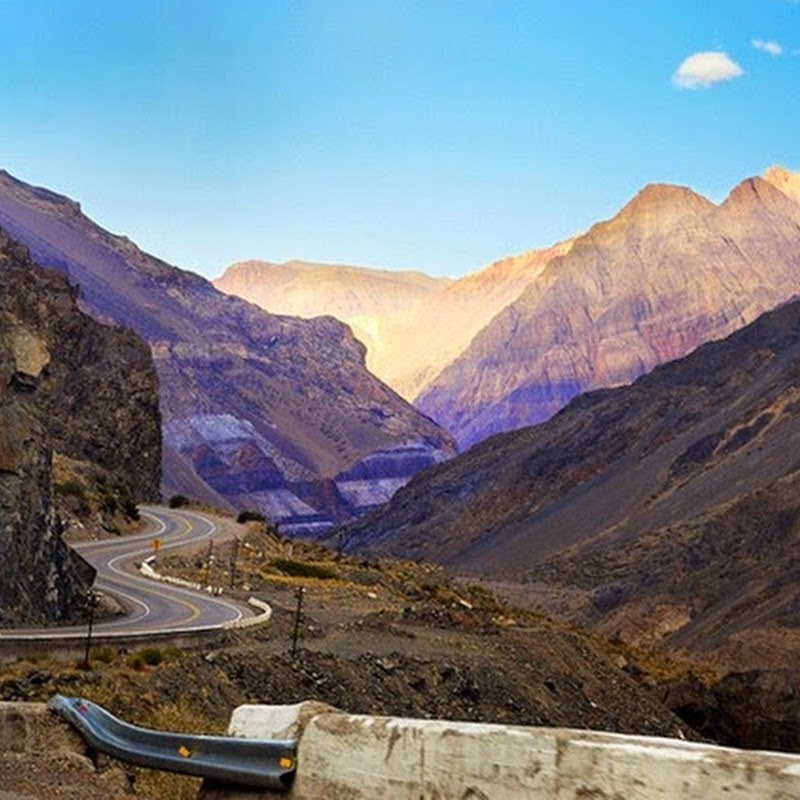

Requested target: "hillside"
[
  {"left": 340, "top": 294, "right": 800, "bottom": 673},
  {"left": 0, "top": 227, "right": 160, "bottom": 626},
  {"left": 417, "top": 168, "right": 800, "bottom": 447},
  {"left": 0, "top": 169, "right": 455, "bottom": 529}
]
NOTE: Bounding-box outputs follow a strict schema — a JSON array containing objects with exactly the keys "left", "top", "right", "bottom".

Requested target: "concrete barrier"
[
  {"left": 201, "top": 702, "right": 800, "bottom": 799},
  {"left": 223, "top": 598, "right": 272, "bottom": 631}
]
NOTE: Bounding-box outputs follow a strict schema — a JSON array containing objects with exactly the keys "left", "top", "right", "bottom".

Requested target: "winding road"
[{"left": 0, "top": 506, "right": 256, "bottom": 641}]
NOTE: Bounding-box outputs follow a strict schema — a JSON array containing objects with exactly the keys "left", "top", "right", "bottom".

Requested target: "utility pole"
[
  {"left": 229, "top": 536, "right": 240, "bottom": 589},
  {"left": 291, "top": 586, "right": 305, "bottom": 658},
  {"left": 81, "top": 590, "right": 97, "bottom": 669}
]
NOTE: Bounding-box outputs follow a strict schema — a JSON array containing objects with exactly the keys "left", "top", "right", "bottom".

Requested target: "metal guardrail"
[{"left": 48, "top": 694, "right": 297, "bottom": 790}]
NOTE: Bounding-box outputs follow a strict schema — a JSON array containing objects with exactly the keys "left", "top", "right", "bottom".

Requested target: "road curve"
[{"left": 0, "top": 506, "right": 255, "bottom": 640}]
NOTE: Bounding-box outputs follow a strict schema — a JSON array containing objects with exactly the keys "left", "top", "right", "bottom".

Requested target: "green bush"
[
  {"left": 169, "top": 494, "right": 190, "bottom": 508},
  {"left": 270, "top": 558, "right": 338, "bottom": 580},
  {"left": 126, "top": 653, "right": 146, "bottom": 671},
  {"left": 122, "top": 497, "right": 140, "bottom": 521},
  {"left": 237, "top": 509, "right": 267, "bottom": 523},
  {"left": 141, "top": 647, "right": 165, "bottom": 666}
]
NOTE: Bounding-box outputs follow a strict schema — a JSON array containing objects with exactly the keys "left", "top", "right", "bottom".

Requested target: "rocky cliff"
[
  {"left": 417, "top": 169, "right": 800, "bottom": 447},
  {"left": 0, "top": 228, "right": 160, "bottom": 626},
  {"left": 0, "top": 170, "right": 454, "bottom": 527}
]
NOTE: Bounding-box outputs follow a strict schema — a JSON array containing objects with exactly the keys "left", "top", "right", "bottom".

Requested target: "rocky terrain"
[
  {"left": 3, "top": 508, "right": 798, "bottom": 797},
  {"left": 340, "top": 293, "right": 800, "bottom": 687},
  {"left": 0, "top": 169, "right": 454, "bottom": 528},
  {"left": 418, "top": 167, "right": 800, "bottom": 447},
  {"left": 0, "top": 227, "right": 160, "bottom": 626},
  {"left": 0, "top": 513, "right": 701, "bottom": 798}
]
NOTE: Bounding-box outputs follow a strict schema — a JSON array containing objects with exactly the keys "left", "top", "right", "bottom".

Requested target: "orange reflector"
[
  {"left": 279, "top": 757, "right": 294, "bottom": 769},
  {"left": 178, "top": 745, "right": 192, "bottom": 758}
]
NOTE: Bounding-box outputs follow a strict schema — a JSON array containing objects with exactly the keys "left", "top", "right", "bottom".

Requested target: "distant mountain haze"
[
  {"left": 214, "top": 240, "right": 574, "bottom": 402},
  {"left": 0, "top": 169, "right": 455, "bottom": 529},
  {"left": 214, "top": 259, "right": 450, "bottom": 394}
]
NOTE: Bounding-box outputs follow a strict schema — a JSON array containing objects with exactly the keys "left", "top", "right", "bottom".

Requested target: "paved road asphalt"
[{"left": 0, "top": 506, "right": 254, "bottom": 640}]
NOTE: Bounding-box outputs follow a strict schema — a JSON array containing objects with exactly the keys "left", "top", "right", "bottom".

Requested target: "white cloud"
[
  {"left": 752, "top": 39, "right": 784, "bottom": 56},
  {"left": 672, "top": 51, "right": 744, "bottom": 89}
]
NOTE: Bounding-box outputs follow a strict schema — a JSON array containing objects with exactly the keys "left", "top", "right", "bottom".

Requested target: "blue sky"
[{"left": 1, "top": 1, "right": 798, "bottom": 278}]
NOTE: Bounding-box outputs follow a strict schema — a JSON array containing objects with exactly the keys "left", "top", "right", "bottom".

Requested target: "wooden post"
[{"left": 291, "top": 586, "right": 305, "bottom": 658}]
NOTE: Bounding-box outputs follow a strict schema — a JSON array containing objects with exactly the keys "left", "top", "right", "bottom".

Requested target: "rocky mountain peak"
[
  {"left": 763, "top": 165, "right": 800, "bottom": 205},
  {"left": 720, "top": 175, "right": 800, "bottom": 221},
  {"left": 608, "top": 182, "right": 715, "bottom": 230}
]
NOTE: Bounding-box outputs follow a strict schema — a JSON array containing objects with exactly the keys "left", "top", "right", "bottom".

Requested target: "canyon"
[
  {"left": 216, "top": 241, "right": 574, "bottom": 404},
  {"left": 341, "top": 292, "right": 800, "bottom": 681}
]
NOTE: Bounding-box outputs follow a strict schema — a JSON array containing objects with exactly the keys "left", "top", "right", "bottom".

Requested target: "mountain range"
[
  {"left": 0, "top": 170, "right": 454, "bottom": 531},
  {"left": 216, "top": 167, "right": 800, "bottom": 451},
  {"left": 215, "top": 240, "right": 574, "bottom": 403},
  {"left": 418, "top": 167, "right": 800, "bottom": 446}
]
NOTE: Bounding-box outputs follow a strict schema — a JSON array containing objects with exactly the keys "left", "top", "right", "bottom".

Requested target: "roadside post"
[
  {"left": 291, "top": 586, "right": 305, "bottom": 658},
  {"left": 229, "top": 536, "right": 240, "bottom": 589},
  {"left": 80, "top": 589, "right": 99, "bottom": 669}
]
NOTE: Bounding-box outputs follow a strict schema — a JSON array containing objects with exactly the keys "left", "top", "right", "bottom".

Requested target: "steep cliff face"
[
  {"left": 417, "top": 170, "right": 800, "bottom": 447},
  {"left": 0, "top": 170, "right": 454, "bottom": 527},
  {"left": 0, "top": 228, "right": 160, "bottom": 625},
  {"left": 0, "top": 384, "right": 90, "bottom": 626}
]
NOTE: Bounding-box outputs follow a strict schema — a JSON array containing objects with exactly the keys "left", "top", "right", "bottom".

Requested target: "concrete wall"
[{"left": 202, "top": 702, "right": 800, "bottom": 800}]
